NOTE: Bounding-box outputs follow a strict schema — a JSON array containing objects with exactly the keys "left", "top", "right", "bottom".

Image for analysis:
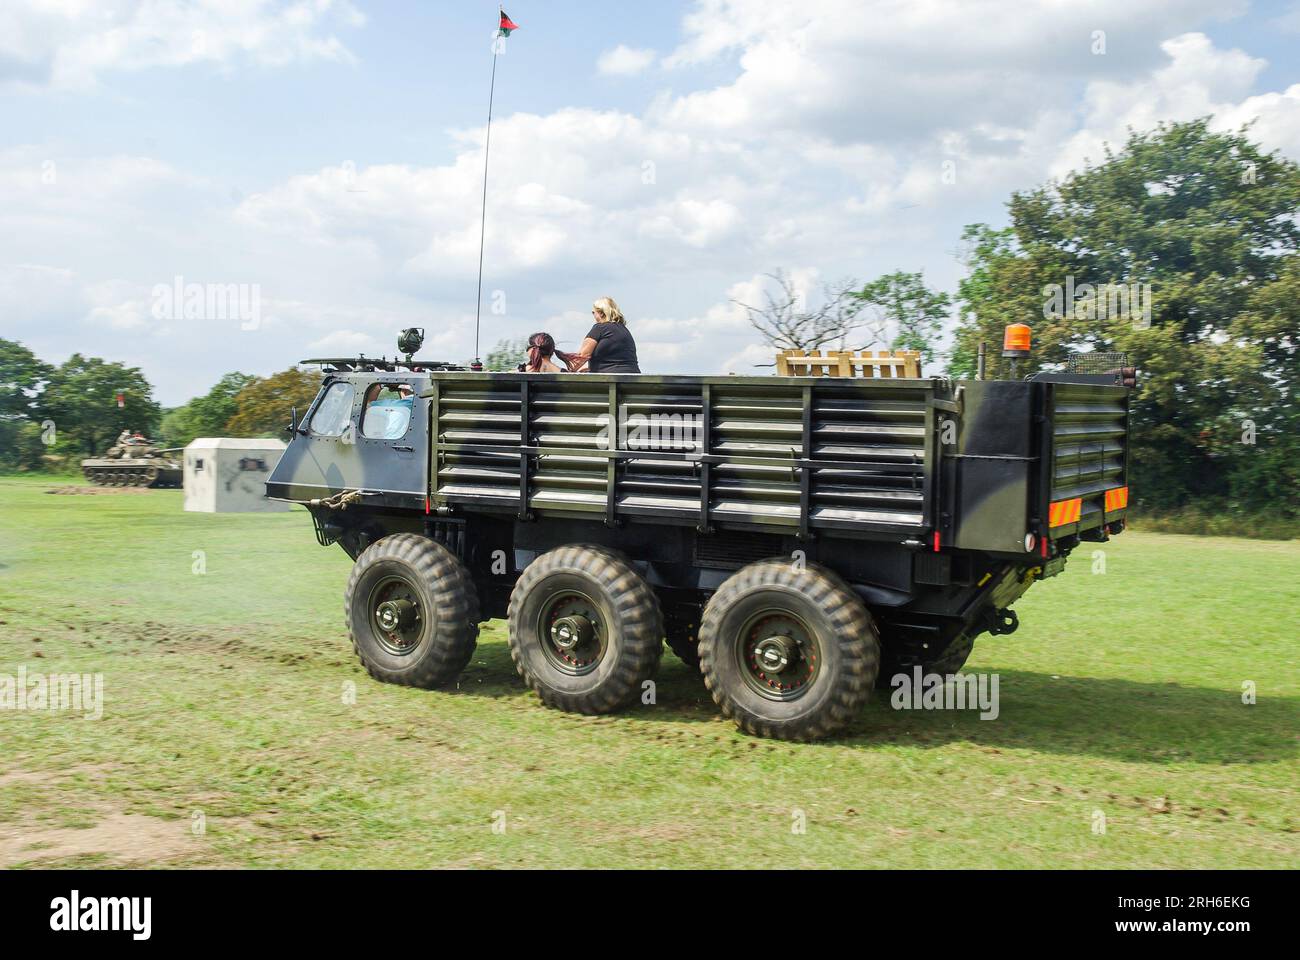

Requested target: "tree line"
[{"left": 0, "top": 345, "right": 319, "bottom": 471}]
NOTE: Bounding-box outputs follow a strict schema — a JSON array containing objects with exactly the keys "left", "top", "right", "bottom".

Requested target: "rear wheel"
[
  {"left": 507, "top": 545, "right": 663, "bottom": 714},
  {"left": 698, "top": 559, "right": 879, "bottom": 741},
  {"left": 928, "top": 633, "right": 975, "bottom": 673},
  {"left": 345, "top": 533, "right": 479, "bottom": 688},
  {"left": 876, "top": 632, "right": 975, "bottom": 688}
]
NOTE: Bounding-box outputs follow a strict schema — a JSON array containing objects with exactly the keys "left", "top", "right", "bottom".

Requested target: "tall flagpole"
[{"left": 473, "top": 14, "right": 503, "bottom": 367}]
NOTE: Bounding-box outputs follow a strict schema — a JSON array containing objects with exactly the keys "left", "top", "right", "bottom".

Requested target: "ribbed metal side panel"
[
  {"left": 709, "top": 386, "right": 801, "bottom": 526},
  {"left": 432, "top": 376, "right": 933, "bottom": 534},
  {"left": 620, "top": 387, "right": 703, "bottom": 517},
  {"left": 532, "top": 382, "right": 608, "bottom": 512},
  {"left": 1050, "top": 384, "right": 1128, "bottom": 532},
  {"left": 435, "top": 385, "right": 522, "bottom": 503},
  {"left": 810, "top": 387, "right": 927, "bottom": 527}
]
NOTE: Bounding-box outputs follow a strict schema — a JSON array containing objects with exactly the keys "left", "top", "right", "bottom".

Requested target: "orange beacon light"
[{"left": 1002, "top": 323, "right": 1032, "bottom": 359}]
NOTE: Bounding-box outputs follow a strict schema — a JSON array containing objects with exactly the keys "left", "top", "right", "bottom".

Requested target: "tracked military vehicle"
[
  {"left": 81, "top": 437, "right": 183, "bottom": 488},
  {"left": 268, "top": 329, "right": 1134, "bottom": 741}
]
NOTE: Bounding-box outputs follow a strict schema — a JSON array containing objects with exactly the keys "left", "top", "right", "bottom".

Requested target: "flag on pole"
[{"left": 475, "top": 7, "right": 520, "bottom": 364}]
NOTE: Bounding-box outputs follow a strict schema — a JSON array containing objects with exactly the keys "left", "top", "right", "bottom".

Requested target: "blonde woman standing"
[{"left": 568, "top": 296, "right": 640, "bottom": 373}]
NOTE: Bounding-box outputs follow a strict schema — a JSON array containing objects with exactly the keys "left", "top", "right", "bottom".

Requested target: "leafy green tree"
[
  {"left": 5, "top": 421, "right": 54, "bottom": 470},
  {"left": 484, "top": 338, "right": 527, "bottom": 372},
  {"left": 0, "top": 339, "right": 54, "bottom": 469},
  {"left": 160, "top": 372, "right": 258, "bottom": 447},
  {"left": 0, "top": 339, "right": 51, "bottom": 420},
  {"left": 852, "top": 271, "right": 951, "bottom": 364},
  {"left": 948, "top": 225, "right": 1033, "bottom": 378},
  {"left": 158, "top": 405, "right": 201, "bottom": 449},
  {"left": 40, "top": 354, "right": 160, "bottom": 456},
  {"left": 1211, "top": 257, "right": 1300, "bottom": 509},
  {"left": 0, "top": 421, "right": 52, "bottom": 471},
  {"left": 949, "top": 119, "right": 1300, "bottom": 513},
  {"left": 194, "top": 372, "right": 258, "bottom": 432},
  {"left": 225, "top": 368, "right": 322, "bottom": 436}
]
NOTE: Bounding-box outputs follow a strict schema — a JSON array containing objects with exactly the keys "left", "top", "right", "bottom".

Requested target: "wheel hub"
[
  {"left": 367, "top": 576, "right": 424, "bottom": 656},
  {"left": 754, "top": 634, "right": 796, "bottom": 673},
  {"left": 551, "top": 615, "right": 594, "bottom": 651},
  {"left": 739, "top": 612, "right": 819, "bottom": 700},
  {"left": 539, "top": 593, "right": 605, "bottom": 675},
  {"left": 376, "top": 598, "right": 417, "bottom": 633}
]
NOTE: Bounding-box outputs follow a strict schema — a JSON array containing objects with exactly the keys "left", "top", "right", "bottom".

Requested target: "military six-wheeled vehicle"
[{"left": 267, "top": 337, "right": 1133, "bottom": 740}]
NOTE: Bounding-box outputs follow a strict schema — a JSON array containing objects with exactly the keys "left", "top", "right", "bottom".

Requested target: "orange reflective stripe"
[
  {"left": 1048, "top": 497, "right": 1082, "bottom": 527},
  {"left": 1104, "top": 486, "right": 1129, "bottom": 512}
]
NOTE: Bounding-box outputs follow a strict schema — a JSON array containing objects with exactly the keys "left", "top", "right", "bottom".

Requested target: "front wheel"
[
  {"left": 698, "top": 560, "right": 879, "bottom": 741},
  {"left": 345, "top": 534, "right": 480, "bottom": 688}
]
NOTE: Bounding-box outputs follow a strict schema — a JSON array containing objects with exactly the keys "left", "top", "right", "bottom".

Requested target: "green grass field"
[{"left": 0, "top": 475, "right": 1296, "bottom": 868}]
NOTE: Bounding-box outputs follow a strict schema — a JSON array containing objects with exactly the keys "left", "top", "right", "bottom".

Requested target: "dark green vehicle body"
[{"left": 268, "top": 364, "right": 1131, "bottom": 737}]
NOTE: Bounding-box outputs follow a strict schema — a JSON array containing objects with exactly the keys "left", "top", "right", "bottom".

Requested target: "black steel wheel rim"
[
  {"left": 368, "top": 574, "right": 425, "bottom": 656},
  {"left": 736, "top": 608, "right": 820, "bottom": 701},
  {"left": 537, "top": 590, "right": 606, "bottom": 676}
]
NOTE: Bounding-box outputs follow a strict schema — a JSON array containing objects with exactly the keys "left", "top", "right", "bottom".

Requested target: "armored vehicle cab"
[{"left": 268, "top": 343, "right": 1133, "bottom": 741}]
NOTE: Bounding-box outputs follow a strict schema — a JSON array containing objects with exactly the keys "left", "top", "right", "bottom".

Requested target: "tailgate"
[{"left": 1043, "top": 382, "right": 1130, "bottom": 539}]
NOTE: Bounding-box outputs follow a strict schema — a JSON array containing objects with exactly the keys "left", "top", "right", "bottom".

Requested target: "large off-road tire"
[
  {"left": 507, "top": 544, "right": 663, "bottom": 715},
  {"left": 345, "top": 533, "right": 479, "bottom": 689},
  {"left": 876, "top": 632, "right": 975, "bottom": 688},
  {"left": 698, "top": 559, "right": 879, "bottom": 741}
]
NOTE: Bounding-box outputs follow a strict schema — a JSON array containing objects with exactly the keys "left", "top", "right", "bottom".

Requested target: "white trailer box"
[{"left": 183, "top": 438, "right": 291, "bottom": 513}]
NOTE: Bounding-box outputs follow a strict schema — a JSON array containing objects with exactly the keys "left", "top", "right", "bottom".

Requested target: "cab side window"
[
  {"left": 362, "top": 383, "right": 414, "bottom": 440},
  {"left": 310, "top": 382, "right": 355, "bottom": 437}
]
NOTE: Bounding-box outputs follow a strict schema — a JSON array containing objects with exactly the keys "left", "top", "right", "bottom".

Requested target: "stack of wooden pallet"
[{"left": 775, "top": 349, "right": 922, "bottom": 378}]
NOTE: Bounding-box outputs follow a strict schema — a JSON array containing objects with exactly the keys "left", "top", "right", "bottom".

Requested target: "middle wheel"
[{"left": 507, "top": 545, "right": 664, "bottom": 715}]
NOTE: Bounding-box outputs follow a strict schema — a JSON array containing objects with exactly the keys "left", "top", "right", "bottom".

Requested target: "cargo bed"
[{"left": 427, "top": 372, "right": 941, "bottom": 540}]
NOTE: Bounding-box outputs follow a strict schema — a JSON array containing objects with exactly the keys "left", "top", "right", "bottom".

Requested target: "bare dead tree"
[{"left": 733, "top": 271, "right": 885, "bottom": 360}]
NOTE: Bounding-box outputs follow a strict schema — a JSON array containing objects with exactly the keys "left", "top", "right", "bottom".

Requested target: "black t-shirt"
[{"left": 586, "top": 322, "right": 640, "bottom": 373}]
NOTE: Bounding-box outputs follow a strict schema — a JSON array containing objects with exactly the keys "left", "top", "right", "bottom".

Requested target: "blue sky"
[{"left": 3, "top": 0, "right": 1299, "bottom": 405}]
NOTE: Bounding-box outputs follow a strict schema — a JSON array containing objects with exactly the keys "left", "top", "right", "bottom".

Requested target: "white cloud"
[
  {"left": 1052, "top": 33, "right": 1299, "bottom": 176},
  {"left": 722, "top": 340, "right": 780, "bottom": 373},
  {"left": 307, "top": 329, "right": 381, "bottom": 354},
  {"left": 1217, "top": 84, "right": 1300, "bottom": 160},
  {"left": 0, "top": 0, "right": 364, "bottom": 90},
  {"left": 5, "top": 1, "right": 1299, "bottom": 403},
  {"left": 87, "top": 299, "right": 150, "bottom": 332},
  {"left": 597, "top": 44, "right": 656, "bottom": 76},
  {"left": 657, "top": 0, "right": 1246, "bottom": 142}
]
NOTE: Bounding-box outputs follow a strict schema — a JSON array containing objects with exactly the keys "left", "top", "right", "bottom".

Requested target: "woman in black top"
[{"left": 570, "top": 296, "right": 640, "bottom": 373}]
